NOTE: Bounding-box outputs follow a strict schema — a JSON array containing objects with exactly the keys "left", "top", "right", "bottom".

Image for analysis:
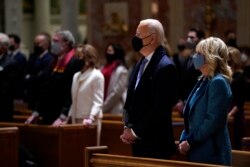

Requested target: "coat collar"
[
  {"left": 76, "top": 68, "right": 95, "bottom": 82},
  {"left": 184, "top": 76, "right": 209, "bottom": 116}
]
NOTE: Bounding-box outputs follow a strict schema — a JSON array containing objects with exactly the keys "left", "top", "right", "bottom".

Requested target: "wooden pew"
[
  {"left": 13, "top": 99, "right": 31, "bottom": 115},
  {"left": 85, "top": 146, "right": 250, "bottom": 167},
  {"left": 101, "top": 120, "right": 185, "bottom": 156},
  {"left": 84, "top": 146, "right": 222, "bottom": 167},
  {"left": 0, "top": 127, "right": 19, "bottom": 167},
  {"left": 13, "top": 115, "right": 29, "bottom": 123},
  {"left": 228, "top": 115, "right": 250, "bottom": 149},
  {"left": 232, "top": 150, "right": 250, "bottom": 167},
  {"left": 101, "top": 120, "right": 132, "bottom": 155},
  {"left": 0, "top": 122, "right": 96, "bottom": 167},
  {"left": 103, "top": 114, "right": 123, "bottom": 121},
  {"left": 242, "top": 137, "right": 250, "bottom": 151},
  {"left": 244, "top": 101, "right": 250, "bottom": 113}
]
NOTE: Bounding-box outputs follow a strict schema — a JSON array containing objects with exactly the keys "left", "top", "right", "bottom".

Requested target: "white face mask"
[{"left": 50, "top": 42, "right": 63, "bottom": 56}]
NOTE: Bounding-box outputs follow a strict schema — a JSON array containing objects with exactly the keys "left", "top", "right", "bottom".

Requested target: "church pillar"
[
  {"left": 34, "top": 0, "right": 50, "bottom": 34},
  {"left": 168, "top": 0, "right": 184, "bottom": 53},
  {"left": 237, "top": 0, "right": 250, "bottom": 46},
  {"left": 86, "top": 0, "right": 92, "bottom": 43},
  {"left": 142, "top": 0, "right": 152, "bottom": 19},
  {"left": 61, "top": 0, "right": 79, "bottom": 42},
  {"left": 4, "top": 0, "right": 22, "bottom": 35}
]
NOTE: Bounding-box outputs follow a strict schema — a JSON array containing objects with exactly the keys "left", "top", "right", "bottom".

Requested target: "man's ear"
[{"left": 151, "top": 33, "right": 157, "bottom": 44}]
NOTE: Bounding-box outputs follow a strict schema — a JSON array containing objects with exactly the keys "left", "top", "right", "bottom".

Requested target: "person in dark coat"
[
  {"left": 227, "top": 46, "right": 247, "bottom": 150},
  {"left": 120, "top": 19, "right": 178, "bottom": 159},
  {"left": 25, "top": 30, "right": 82, "bottom": 125},
  {"left": 0, "top": 33, "right": 18, "bottom": 121},
  {"left": 8, "top": 34, "right": 28, "bottom": 100},
  {"left": 25, "top": 32, "right": 54, "bottom": 111}
]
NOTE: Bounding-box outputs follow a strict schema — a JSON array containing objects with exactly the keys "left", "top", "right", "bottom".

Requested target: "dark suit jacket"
[
  {"left": 180, "top": 74, "right": 232, "bottom": 165},
  {"left": 37, "top": 52, "right": 82, "bottom": 124},
  {"left": 25, "top": 52, "right": 54, "bottom": 110},
  {"left": 12, "top": 51, "right": 27, "bottom": 99},
  {"left": 0, "top": 54, "right": 19, "bottom": 121},
  {"left": 124, "top": 46, "right": 178, "bottom": 157}
]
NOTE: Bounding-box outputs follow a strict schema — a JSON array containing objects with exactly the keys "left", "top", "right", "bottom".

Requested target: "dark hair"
[
  {"left": 105, "top": 43, "right": 126, "bottom": 65},
  {"left": 224, "top": 29, "right": 235, "bottom": 37},
  {"left": 189, "top": 28, "right": 205, "bottom": 39},
  {"left": 8, "top": 34, "right": 21, "bottom": 44}
]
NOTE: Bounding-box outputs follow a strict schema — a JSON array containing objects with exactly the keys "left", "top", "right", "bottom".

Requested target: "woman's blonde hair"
[{"left": 196, "top": 37, "right": 232, "bottom": 81}]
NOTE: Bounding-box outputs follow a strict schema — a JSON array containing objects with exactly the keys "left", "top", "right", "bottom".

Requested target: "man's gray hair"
[
  {"left": 140, "top": 19, "right": 165, "bottom": 46},
  {"left": 0, "top": 33, "right": 10, "bottom": 47},
  {"left": 56, "top": 30, "right": 75, "bottom": 47}
]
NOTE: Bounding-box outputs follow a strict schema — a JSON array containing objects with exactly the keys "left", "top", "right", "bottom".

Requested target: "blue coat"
[{"left": 180, "top": 74, "right": 232, "bottom": 165}]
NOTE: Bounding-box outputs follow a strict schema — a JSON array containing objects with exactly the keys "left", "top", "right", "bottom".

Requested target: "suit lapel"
[
  {"left": 189, "top": 78, "right": 209, "bottom": 116},
  {"left": 136, "top": 46, "right": 164, "bottom": 89},
  {"left": 183, "top": 77, "right": 209, "bottom": 116}
]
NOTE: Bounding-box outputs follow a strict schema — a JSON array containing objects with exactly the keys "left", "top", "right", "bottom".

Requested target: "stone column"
[
  {"left": 34, "top": 0, "right": 50, "bottom": 34},
  {"left": 237, "top": 0, "right": 250, "bottom": 46},
  {"left": 61, "top": 0, "right": 79, "bottom": 42},
  {"left": 168, "top": 0, "right": 184, "bottom": 53},
  {"left": 0, "top": 1, "right": 4, "bottom": 32},
  {"left": 4, "top": 0, "right": 22, "bottom": 34},
  {"left": 142, "top": 0, "right": 152, "bottom": 19},
  {"left": 86, "top": 0, "right": 92, "bottom": 43}
]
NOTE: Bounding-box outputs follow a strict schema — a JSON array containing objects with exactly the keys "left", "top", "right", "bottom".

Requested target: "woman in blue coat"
[{"left": 179, "top": 37, "right": 232, "bottom": 166}]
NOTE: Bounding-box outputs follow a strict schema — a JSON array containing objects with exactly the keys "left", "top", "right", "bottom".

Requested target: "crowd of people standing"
[{"left": 0, "top": 18, "right": 250, "bottom": 166}]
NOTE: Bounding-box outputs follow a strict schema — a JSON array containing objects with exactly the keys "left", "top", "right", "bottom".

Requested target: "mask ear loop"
[{"left": 142, "top": 33, "right": 154, "bottom": 47}]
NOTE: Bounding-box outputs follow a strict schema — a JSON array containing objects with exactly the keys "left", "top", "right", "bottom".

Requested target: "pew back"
[
  {"left": 0, "top": 127, "right": 19, "bottom": 167},
  {"left": 100, "top": 120, "right": 184, "bottom": 156},
  {"left": 0, "top": 122, "right": 96, "bottom": 167},
  {"left": 101, "top": 120, "right": 132, "bottom": 155},
  {"left": 232, "top": 150, "right": 250, "bottom": 167},
  {"left": 85, "top": 146, "right": 223, "bottom": 167}
]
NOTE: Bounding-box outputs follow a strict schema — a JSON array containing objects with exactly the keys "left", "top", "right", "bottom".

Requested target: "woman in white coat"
[{"left": 59, "top": 44, "right": 104, "bottom": 145}]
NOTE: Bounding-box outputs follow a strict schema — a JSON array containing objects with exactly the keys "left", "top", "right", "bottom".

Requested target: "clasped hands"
[
  {"left": 178, "top": 140, "right": 190, "bottom": 155},
  {"left": 120, "top": 128, "right": 136, "bottom": 144}
]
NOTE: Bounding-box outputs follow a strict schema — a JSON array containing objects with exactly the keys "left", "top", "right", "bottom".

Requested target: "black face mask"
[
  {"left": 9, "top": 45, "right": 15, "bottom": 51},
  {"left": 132, "top": 34, "right": 152, "bottom": 52},
  {"left": 132, "top": 36, "right": 143, "bottom": 52},
  {"left": 226, "top": 38, "right": 237, "bottom": 47},
  {"left": 34, "top": 46, "right": 44, "bottom": 55},
  {"left": 177, "top": 44, "right": 186, "bottom": 51},
  {"left": 75, "top": 58, "right": 85, "bottom": 71},
  {"left": 105, "top": 53, "right": 116, "bottom": 63}
]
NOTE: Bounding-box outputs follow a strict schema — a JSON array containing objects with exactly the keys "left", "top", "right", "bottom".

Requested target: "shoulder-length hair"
[{"left": 196, "top": 37, "right": 232, "bottom": 81}]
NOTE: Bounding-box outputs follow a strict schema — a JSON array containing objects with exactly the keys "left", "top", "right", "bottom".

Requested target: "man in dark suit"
[
  {"left": 25, "top": 32, "right": 54, "bottom": 112},
  {"left": 120, "top": 19, "right": 178, "bottom": 159},
  {"left": 0, "top": 33, "right": 18, "bottom": 121},
  {"left": 8, "top": 34, "right": 28, "bottom": 100},
  {"left": 25, "top": 30, "right": 82, "bottom": 125}
]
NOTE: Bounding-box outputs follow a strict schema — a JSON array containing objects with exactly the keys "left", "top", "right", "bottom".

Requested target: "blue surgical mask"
[{"left": 192, "top": 53, "right": 205, "bottom": 70}]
